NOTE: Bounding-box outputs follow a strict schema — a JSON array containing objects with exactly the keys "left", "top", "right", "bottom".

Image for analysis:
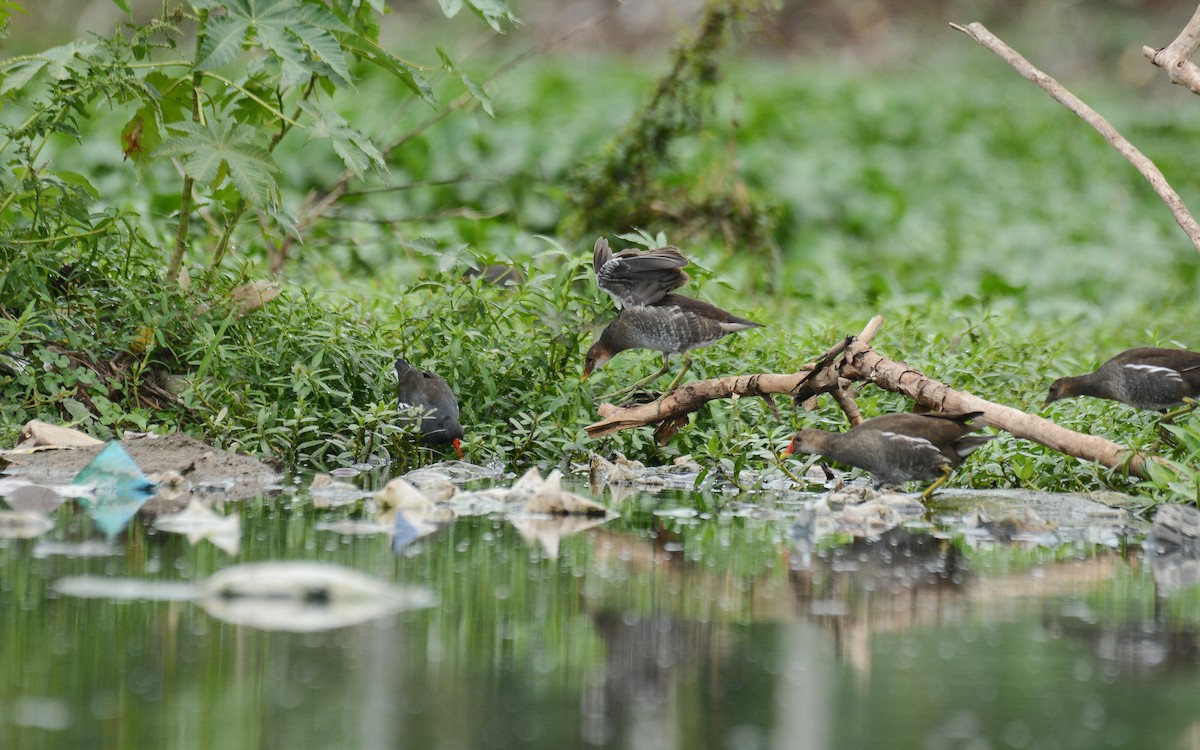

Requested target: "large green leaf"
[
  {"left": 195, "top": 12, "right": 249, "bottom": 70},
  {"left": 154, "top": 120, "right": 279, "bottom": 207},
  {"left": 0, "top": 41, "right": 97, "bottom": 97},
  {"left": 195, "top": 0, "right": 353, "bottom": 88},
  {"left": 298, "top": 100, "right": 385, "bottom": 175}
]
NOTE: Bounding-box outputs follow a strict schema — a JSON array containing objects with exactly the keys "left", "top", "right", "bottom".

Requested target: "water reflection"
[{"left": 2, "top": 483, "right": 1200, "bottom": 749}]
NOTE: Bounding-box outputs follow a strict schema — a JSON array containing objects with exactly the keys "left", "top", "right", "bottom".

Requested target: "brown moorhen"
[
  {"left": 593, "top": 237, "right": 690, "bottom": 308},
  {"left": 585, "top": 237, "right": 761, "bottom": 395},
  {"left": 582, "top": 294, "right": 762, "bottom": 394},
  {"left": 1044, "top": 347, "right": 1200, "bottom": 414},
  {"left": 395, "top": 358, "right": 464, "bottom": 458},
  {"left": 782, "top": 412, "right": 994, "bottom": 500}
]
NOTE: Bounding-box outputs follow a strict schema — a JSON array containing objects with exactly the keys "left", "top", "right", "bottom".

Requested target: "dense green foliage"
[{"left": 2, "top": 1, "right": 1200, "bottom": 500}]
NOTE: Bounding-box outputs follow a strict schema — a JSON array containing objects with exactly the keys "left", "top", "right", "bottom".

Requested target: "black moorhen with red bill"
[
  {"left": 782, "top": 411, "right": 994, "bottom": 499},
  {"left": 395, "top": 358, "right": 464, "bottom": 458}
]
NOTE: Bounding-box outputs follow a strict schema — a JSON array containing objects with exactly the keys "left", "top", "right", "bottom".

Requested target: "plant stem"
[{"left": 166, "top": 8, "right": 209, "bottom": 285}]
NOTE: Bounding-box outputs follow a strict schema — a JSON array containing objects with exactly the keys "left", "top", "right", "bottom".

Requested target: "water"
[{"left": 2, "top": 482, "right": 1198, "bottom": 750}]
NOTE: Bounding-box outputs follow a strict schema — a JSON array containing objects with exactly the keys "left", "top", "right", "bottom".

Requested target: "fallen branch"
[
  {"left": 585, "top": 318, "right": 1146, "bottom": 478},
  {"left": 951, "top": 21, "right": 1200, "bottom": 256},
  {"left": 1142, "top": 4, "right": 1200, "bottom": 95}
]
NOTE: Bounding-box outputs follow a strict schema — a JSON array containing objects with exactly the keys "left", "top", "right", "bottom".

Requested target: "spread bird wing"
[{"left": 593, "top": 237, "right": 690, "bottom": 308}]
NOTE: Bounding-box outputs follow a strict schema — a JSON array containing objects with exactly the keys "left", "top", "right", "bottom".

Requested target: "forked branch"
[
  {"left": 951, "top": 21, "right": 1200, "bottom": 256},
  {"left": 1141, "top": 4, "right": 1200, "bottom": 95}
]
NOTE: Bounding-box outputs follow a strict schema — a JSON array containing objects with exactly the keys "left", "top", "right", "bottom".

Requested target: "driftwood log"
[{"left": 585, "top": 316, "right": 1147, "bottom": 479}]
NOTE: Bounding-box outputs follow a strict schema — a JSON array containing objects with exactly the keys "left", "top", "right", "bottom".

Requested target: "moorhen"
[
  {"left": 782, "top": 411, "right": 994, "bottom": 499},
  {"left": 582, "top": 295, "right": 762, "bottom": 394},
  {"left": 395, "top": 358, "right": 464, "bottom": 458},
  {"left": 1043, "top": 347, "right": 1200, "bottom": 414},
  {"left": 585, "top": 237, "right": 761, "bottom": 395}
]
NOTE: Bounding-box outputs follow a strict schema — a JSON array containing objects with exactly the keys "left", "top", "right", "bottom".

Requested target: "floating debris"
[
  {"left": 589, "top": 452, "right": 703, "bottom": 494},
  {"left": 73, "top": 443, "right": 157, "bottom": 537},
  {"left": 524, "top": 470, "right": 610, "bottom": 516},
  {"left": 146, "top": 470, "right": 192, "bottom": 503},
  {"left": 964, "top": 506, "right": 1055, "bottom": 543},
  {"left": 400, "top": 469, "right": 457, "bottom": 502},
  {"left": 3, "top": 484, "right": 65, "bottom": 515},
  {"left": 74, "top": 442, "right": 155, "bottom": 493},
  {"left": 310, "top": 473, "right": 371, "bottom": 508},
  {"left": 417, "top": 460, "right": 504, "bottom": 483},
  {"left": 13, "top": 420, "right": 103, "bottom": 452},
  {"left": 201, "top": 561, "right": 435, "bottom": 631},
  {"left": 54, "top": 576, "right": 197, "bottom": 601},
  {"left": 376, "top": 477, "right": 434, "bottom": 513},
  {"left": 54, "top": 560, "right": 435, "bottom": 632}
]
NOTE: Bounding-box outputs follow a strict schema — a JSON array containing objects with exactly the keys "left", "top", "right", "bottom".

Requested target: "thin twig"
[{"left": 951, "top": 21, "right": 1200, "bottom": 255}]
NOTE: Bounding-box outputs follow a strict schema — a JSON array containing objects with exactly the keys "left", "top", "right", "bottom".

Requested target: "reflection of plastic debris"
[
  {"left": 0, "top": 511, "right": 55, "bottom": 539},
  {"left": 54, "top": 560, "right": 435, "bottom": 632},
  {"left": 510, "top": 514, "right": 610, "bottom": 559},
  {"left": 153, "top": 499, "right": 241, "bottom": 555},
  {"left": 33, "top": 540, "right": 122, "bottom": 558},
  {"left": 1147, "top": 504, "right": 1200, "bottom": 596}
]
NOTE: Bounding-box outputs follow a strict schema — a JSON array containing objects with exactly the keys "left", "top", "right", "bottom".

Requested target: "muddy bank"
[{"left": 2, "top": 433, "right": 281, "bottom": 503}]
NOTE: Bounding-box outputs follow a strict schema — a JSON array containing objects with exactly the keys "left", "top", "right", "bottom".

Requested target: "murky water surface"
[{"left": 2, "top": 471, "right": 1199, "bottom": 750}]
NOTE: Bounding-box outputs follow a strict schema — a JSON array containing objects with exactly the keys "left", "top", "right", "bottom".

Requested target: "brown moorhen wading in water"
[
  {"left": 583, "top": 237, "right": 761, "bottom": 396},
  {"left": 782, "top": 411, "right": 994, "bottom": 500},
  {"left": 1044, "top": 347, "right": 1200, "bottom": 415},
  {"left": 395, "top": 358, "right": 464, "bottom": 458}
]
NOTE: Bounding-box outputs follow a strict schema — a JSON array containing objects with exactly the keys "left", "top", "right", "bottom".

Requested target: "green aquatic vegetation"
[{"left": 2, "top": 1, "right": 1200, "bottom": 499}]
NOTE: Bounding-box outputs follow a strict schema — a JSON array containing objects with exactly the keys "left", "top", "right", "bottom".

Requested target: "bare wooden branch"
[
  {"left": 830, "top": 387, "right": 863, "bottom": 426},
  {"left": 1142, "top": 4, "right": 1200, "bottom": 94},
  {"left": 951, "top": 21, "right": 1200, "bottom": 255},
  {"left": 585, "top": 321, "right": 1146, "bottom": 478}
]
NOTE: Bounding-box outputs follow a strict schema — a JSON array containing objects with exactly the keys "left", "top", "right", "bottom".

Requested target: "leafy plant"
[{"left": 563, "top": 0, "right": 780, "bottom": 250}]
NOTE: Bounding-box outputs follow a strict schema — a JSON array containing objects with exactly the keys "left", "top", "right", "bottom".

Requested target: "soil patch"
[{"left": 2, "top": 433, "right": 281, "bottom": 503}]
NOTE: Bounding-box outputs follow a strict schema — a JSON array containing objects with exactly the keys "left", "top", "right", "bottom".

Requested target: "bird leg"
[
  {"left": 1161, "top": 397, "right": 1198, "bottom": 424},
  {"left": 660, "top": 354, "right": 694, "bottom": 395},
  {"left": 919, "top": 466, "right": 954, "bottom": 502},
  {"left": 597, "top": 355, "right": 673, "bottom": 402}
]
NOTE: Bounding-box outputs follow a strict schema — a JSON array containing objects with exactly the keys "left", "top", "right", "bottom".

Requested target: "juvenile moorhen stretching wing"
[{"left": 584, "top": 237, "right": 761, "bottom": 395}]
